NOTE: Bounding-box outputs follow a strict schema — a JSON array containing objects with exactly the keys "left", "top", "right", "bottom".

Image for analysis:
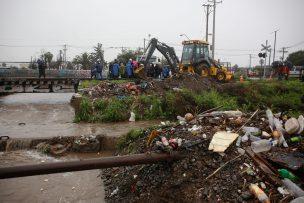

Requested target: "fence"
[{"left": 0, "top": 69, "right": 91, "bottom": 78}]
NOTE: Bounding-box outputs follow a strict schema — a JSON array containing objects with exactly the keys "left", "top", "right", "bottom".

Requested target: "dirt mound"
[
  {"left": 83, "top": 74, "right": 224, "bottom": 99},
  {"left": 100, "top": 112, "right": 298, "bottom": 202},
  {"left": 151, "top": 74, "right": 222, "bottom": 93}
]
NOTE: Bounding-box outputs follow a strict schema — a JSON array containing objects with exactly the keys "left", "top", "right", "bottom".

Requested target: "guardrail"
[{"left": 0, "top": 69, "right": 91, "bottom": 78}]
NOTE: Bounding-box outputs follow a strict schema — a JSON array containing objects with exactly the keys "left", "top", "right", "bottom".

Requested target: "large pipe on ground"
[{"left": 0, "top": 152, "right": 182, "bottom": 179}]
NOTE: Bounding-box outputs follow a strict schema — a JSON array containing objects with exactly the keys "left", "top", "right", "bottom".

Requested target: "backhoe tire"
[
  {"left": 216, "top": 71, "right": 226, "bottom": 82},
  {"left": 196, "top": 63, "right": 210, "bottom": 77}
]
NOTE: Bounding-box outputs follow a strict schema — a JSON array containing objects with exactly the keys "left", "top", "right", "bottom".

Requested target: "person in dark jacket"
[
  {"left": 112, "top": 60, "right": 120, "bottom": 78},
  {"left": 95, "top": 61, "right": 102, "bottom": 80},
  {"left": 91, "top": 65, "right": 96, "bottom": 79},
  {"left": 154, "top": 64, "right": 161, "bottom": 79},
  {"left": 37, "top": 58, "right": 46, "bottom": 79}
]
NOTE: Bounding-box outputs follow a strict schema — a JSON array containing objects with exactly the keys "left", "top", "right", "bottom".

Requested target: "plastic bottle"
[
  {"left": 282, "top": 178, "right": 304, "bottom": 197},
  {"left": 278, "top": 169, "right": 298, "bottom": 181},
  {"left": 249, "top": 184, "right": 270, "bottom": 203},
  {"left": 290, "top": 136, "right": 302, "bottom": 143},
  {"left": 290, "top": 196, "right": 304, "bottom": 203},
  {"left": 251, "top": 139, "right": 272, "bottom": 153}
]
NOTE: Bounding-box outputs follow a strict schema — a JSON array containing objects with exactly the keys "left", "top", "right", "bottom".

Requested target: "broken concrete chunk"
[{"left": 285, "top": 118, "right": 300, "bottom": 135}]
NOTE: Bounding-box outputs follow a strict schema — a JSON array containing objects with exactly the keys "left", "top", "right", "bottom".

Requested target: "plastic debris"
[
  {"left": 282, "top": 178, "right": 304, "bottom": 197},
  {"left": 208, "top": 131, "right": 239, "bottom": 152},
  {"left": 129, "top": 112, "right": 135, "bottom": 122},
  {"left": 249, "top": 184, "right": 270, "bottom": 203},
  {"left": 266, "top": 109, "right": 274, "bottom": 131},
  {"left": 285, "top": 118, "right": 300, "bottom": 135},
  {"left": 251, "top": 140, "right": 272, "bottom": 153},
  {"left": 110, "top": 187, "right": 119, "bottom": 197},
  {"left": 296, "top": 115, "right": 304, "bottom": 134}
]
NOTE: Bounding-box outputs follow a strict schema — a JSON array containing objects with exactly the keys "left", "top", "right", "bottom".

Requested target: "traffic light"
[{"left": 258, "top": 53, "right": 266, "bottom": 58}]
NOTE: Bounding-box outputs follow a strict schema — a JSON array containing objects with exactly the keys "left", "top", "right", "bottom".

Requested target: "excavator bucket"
[{"left": 134, "top": 65, "right": 148, "bottom": 80}]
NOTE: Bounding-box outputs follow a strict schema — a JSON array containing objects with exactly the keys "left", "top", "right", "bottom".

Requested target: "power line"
[
  {"left": 0, "top": 44, "right": 62, "bottom": 48},
  {"left": 289, "top": 40, "right": 304, "bottom": 48}
]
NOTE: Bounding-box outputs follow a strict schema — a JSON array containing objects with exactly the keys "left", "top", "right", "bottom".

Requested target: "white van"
[{"left": 136, "top": 55, "right": 161, "bottom": 65}]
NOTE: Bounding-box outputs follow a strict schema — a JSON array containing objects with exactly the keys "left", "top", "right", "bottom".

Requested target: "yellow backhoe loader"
[{"left": 136, "top": 38, "right": 233, "bottom": 82}]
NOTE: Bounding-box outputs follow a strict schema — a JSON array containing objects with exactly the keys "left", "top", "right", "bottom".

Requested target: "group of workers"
[
  {"left": 92, "top": 59, "right": 171, "bottom": 80},
  {"left": 273, "top": 61, "right": 292, "bottom": 80}
]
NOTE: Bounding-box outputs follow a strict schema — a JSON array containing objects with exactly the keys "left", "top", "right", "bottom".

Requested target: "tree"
[
  {"left": 286, "top": 50, "right": 304, "bottom": 66},
  {"left": 116, "top": 48, "right": 144, "bottom": 64},
  {"left": 72, "top": 52, "right": 93, "bottom": 70},
  {"left": 2, "top": 62, "right": 6, "bottom": 67},
  {"left": 91, "top": 43, "right": 104, "bottom": 63}
]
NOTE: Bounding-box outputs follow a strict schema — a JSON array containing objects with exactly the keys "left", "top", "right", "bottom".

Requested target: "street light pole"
[{"left": 179, "top": 34, "right": 190, "bottom": 40}]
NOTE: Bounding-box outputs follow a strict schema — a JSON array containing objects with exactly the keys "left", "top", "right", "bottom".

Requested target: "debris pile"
[
  {"left": 101, "top": 109, "right": 304, "bottom": 202},
  {"left": 82, "top": 74, "right": 221, "bottom": 99},
  {"left": 36, "top": 135, "right": 104, "bottom": 155}
]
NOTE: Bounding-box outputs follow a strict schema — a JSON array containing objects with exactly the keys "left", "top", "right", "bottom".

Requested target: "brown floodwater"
[
  {"left": 0, "top": 93, "right": 159, "bottom": 203},
  {"left": 0, "top": 93, "right": 159, "bottom": 139},
  {"left": 0, "top": 150, "right": 114, "bottom": 203}
]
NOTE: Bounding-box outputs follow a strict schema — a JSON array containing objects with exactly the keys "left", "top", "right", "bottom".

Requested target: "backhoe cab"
[{"left": 179, "top": 40, "right": 233, "bottom": 82}]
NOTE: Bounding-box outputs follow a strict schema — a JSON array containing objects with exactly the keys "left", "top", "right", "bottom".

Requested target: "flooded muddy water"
[
  {"left": 0, "top": 93, "right": 158, "bottom": 202},
  {"left": 0, "top": 150, "right": 113, "bottom": 203},
  {"left": 0, "top": 93, "right": 159, "bottom": 139}
]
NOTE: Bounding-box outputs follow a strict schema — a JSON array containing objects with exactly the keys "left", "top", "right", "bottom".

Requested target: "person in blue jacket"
[
  {"left": 112, "top": 60, "right": 120, "bottom": 79},
  {"left": 162, "top": 65, "right": 170, "bottom": 78},
  {"left": 126, "top": 59, "right": 133, "bottom": 78}
]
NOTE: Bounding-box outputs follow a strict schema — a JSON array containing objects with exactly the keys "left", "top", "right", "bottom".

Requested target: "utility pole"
[
  {"left": 272, "top": 29, "right": 279, "bottom": 62},
  {"left": 202, "top": 4, "right": 212, "bottom": 42},
  {"left": 279, "top": 47, "right": 289, "bottom": 61},
  {"left": 249, "top": 54, "right": 252, "bottom": 68},
  {"left": 268, "top": 49, "right": 272, "bottom": 67},
  {"left": 209, "top": 0, "right": 222, "bottom": 60},
  {"left": 63, "top": 44, "right": 67, "bottom": 67}
]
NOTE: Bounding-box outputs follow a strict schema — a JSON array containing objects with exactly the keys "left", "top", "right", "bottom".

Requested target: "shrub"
[
  {"left": 75, "top": 96, "right": 92, "bottom": 122},
  {"left": 116, "top": 129, "right": 146, "bottom": 152}
]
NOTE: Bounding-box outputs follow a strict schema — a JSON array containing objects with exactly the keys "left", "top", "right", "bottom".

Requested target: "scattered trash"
[
  {"left": 208, "top": 131, "right": 239, "bottom": 152},
  {"left": 249, "top": 183, "right": 270, "bottom": 203},
  {"left": 290, "top": 196, "right": 304, "bottom": 203},
  {"left": 278, "top": 169, "right": 298, "bottom": 181},
  {"left": 110, "top": 187, "right": 119, "bottom": 197},
  {"left": 146, "top": 130, "right": 159, "bottom": 146},
  {"left": 184, "top": 113, "right": 194, "bottom": 122},
  {"left": 277, "top": 187, "right": 290, "bottom": 195},
  {"left": 297, "top": 115, "right": 304, "bottom": 134},
  {"left": 266, "top": 109, "right": 274, "bottom": 131},
  {"left": 282, "top": 178, "right": 304, "bottom": 197},
  {"left": 129, "top": 112, "right": 135, "bottom": 122},
  {"left": 251, "top": 139, "right": 272, "bottom": 153},
  {"left": 188, "top": 125, "right": 202, "bottom": 132},
  {"left": 285, "top": 118, "right": 300, "bottom": 135}
]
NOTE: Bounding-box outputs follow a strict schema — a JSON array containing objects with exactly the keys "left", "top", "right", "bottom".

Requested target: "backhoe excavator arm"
[{"left": 142, "top": 38, "right": 179, "bottom": 73}]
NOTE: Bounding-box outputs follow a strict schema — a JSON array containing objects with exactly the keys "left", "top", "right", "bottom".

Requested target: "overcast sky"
[{"left": 0, "top": 0, "right": 303, "bottom": 67}]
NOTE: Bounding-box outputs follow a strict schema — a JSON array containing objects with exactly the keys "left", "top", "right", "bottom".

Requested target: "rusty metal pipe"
[{"left": 0, "top": 152, "right": 182, "bottom": 179}]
